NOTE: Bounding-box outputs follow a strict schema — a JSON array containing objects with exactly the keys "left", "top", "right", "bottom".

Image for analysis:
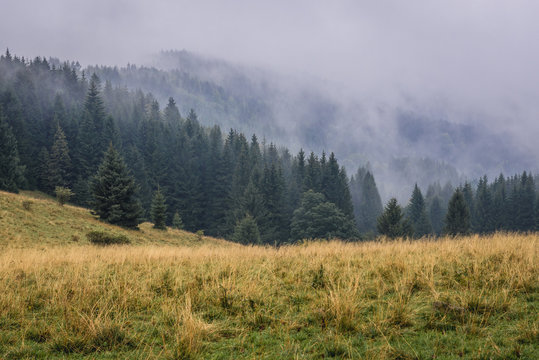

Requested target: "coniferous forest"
[{"left": 0, "top": 51, "right": 538, "bottom": 243}]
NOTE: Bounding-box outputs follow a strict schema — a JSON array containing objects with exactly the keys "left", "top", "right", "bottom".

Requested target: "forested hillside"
[
  {"left": 0, "top": 51, "right": 359, "bottom": 243},
  {"left": 1, "top": 50, "right": 537, "bottom": 242},
  {"left": 82, "top": 50, "right": 537, "bottom": 200}
]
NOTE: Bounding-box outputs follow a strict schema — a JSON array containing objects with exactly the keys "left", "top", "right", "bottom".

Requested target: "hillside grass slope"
[
  {"left": 0, "top": 190, "right": 231, "bottom": 248},
  {"left": 0, "top": 191, "right": 537, "bottom": 359}
]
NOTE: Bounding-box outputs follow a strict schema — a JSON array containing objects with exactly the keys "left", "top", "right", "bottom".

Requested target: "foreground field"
[{"left": 0, "top": 232, "right": 537, "bottom": 359}]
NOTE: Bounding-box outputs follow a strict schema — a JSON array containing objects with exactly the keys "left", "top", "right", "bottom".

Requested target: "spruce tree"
[
  {"left": 260, "top": 164, "right": 288, "bottom": 244},
  {"left": 232, "top": 214, "right": 261, "bottom": 245},
  {"left": 352, "top": 170, "right": 383, "bottom": 235},
  {"left": 474, "top": 176, "right": 494, "bottom": 233},
  {"left": 377, "top": 198, "right": 413, "bottom": 239},
  {"left": 37, "top": 147, "right": 50, "bottom": 192},
  {"left": 462, "top": 182, "right": 475, "bottom": 230},
  {"left": 90, "top": 144, "right": 142, "bottom": 229},
  {"left": 491, "top": 174, "right": 507, "bottom": 231},
  {"left": 0, "top": 110, "right": 25, "bottom": 192},
  {"left": 172, "top": 211, "right": 184, "bottom": 230},
  {"left": 517, "top": 172, "right": 536, "bottom": 231},
  {"left": 535, "top": 195, "right": 539, "bottom": 231},
  {"left": 407, "top": 184, "right": 432, "bottom": 237},
  {"left": 47, "top": 124, "right": 71, "bottom": 189},
  {"left": 76, "top": 74, "right": 107, "bottom": 183},
  {"left": 151, "top": 187, "right": 167, "bottom": 230},
  {"left": 428, "top": 196, "right": 445, "bottom": 235},
  {"left": 444, "top": 188, "right": 471, "bottom": 236},
  {"left": 164, "top": 97, "right": 181, "bottom": 126},
  {"left": 304, "top": 152, "right": 321, "bottom": 192}
]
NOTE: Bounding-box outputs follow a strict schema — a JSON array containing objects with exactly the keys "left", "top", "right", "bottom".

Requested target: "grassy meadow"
[{"left": 0, "top": 191, "right": 538, "bottom": 359}]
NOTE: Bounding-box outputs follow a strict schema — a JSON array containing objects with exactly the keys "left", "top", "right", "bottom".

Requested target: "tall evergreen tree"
[
  {"left": 75, "top": 74, "right": 108, "bottom": 204},
  {"left": 151, "top": 187, "right": 167, "bottom": 230},
  {"left": 240, "top": 175, "right": 267, "bottom": 226},
  {"left": 351, "top": 169, "right": 383, "bottom": 235},
  {"left": 47, "top": 124, "right": 71, "bottom": 189},
  {"left": 444, "top": 188, "right": 471, "bottom": 236},
  {"left": 462, "top": 182, "right": 475, "bottom": 230},
  {"left": 535, "top": 194, "right": 539, "bottom": 231},
  {"left": 0, "top": 109, "right": 25, "bottom": 192},
  {"left": 164, "top": 97, "right": 181, "bottom": 126},
  {"left": 260, "top": 164, "right": 288, "bottom": 244},
  {"left": 491, "top": 174, "right": 507, "bottom": 231},
  {"left": 407, "top": 184, "right": 432, "bottom": 237},
  {"left": 474, "top": 176, "right": 493, "bottom": 233},
  {"left": 304, "top": 152, "right": 321, "bottom": 192},
  {"left": 90, "top": 144, "right": 142, "bottom": 229},
  {"left": 517, "top": 172, "right": 536, "bottom": 231},
  {"left": 428, "top": 196, "right": 445, "bottom": 235},
  {"left": 377, "top": 198, "right": 413, "bottom": 239}
]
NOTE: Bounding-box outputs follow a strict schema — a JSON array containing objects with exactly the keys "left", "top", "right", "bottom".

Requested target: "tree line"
[
  {"left": 375, "top": 173, "right": 538, "bottom": 238},
  {"left": 0, "top": 50, "right": 537, "bottom": 243}
]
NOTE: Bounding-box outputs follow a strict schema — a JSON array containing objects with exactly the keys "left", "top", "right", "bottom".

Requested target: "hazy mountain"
[{"left": 81, "top": 50, "right": 535, "bottom": 201}]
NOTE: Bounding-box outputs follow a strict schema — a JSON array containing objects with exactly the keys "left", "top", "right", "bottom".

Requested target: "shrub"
[
  {"left": 172, "top": 211, "right": 184, "bottom": 229},
  {"left": 196, "top": 230, "right": 204, "bottom": 242},
  {"left": 86, "top": 231, "right": 130, "bottom": 245},
  {"left": 55, "top": 186, "right": 74, "bottom": 206},
  {"left": 22, "top": 200, "right": 33, "bottom": 211}
]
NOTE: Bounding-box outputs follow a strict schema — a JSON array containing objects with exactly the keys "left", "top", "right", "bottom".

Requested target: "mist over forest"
[
  {"left": 80, "top": 49, "right": 535, "bottom": 202},
  {"left": 2, "top": 1, "right": 538, "bottom": 203}
]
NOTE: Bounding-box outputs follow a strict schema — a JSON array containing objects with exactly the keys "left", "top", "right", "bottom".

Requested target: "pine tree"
[
  {"left": 37, "top": 147, "right": 50, "bottom": 192},
  {"left": 491, "top": 174, "right": 507, "bottom": 231},
  {"left": 90, "top": 144, "right": 142, "bottom": 229},
  {"left": 76, "top": 73, "right": 107, "bottom": 183},
  {"left": 462, "top": 182, "right": 475, "bottom": 230},
  {"left": 151, "top": 187, "right": 167, "bottom": 230},
  {"left": 164, "top": 97, "right": 181, "bottom": 126},
  {"left": 535, "top": 194, "right": 539, "bottom": 231},
  {"left": 232, "top": 214, "right": 261, "bottom": 245},
  {"left": 351, "top": 170, "right": 383, "bottom": 235},
  {"left": 506, "top": 183, "right": 520, "bottom": 231},
  {"left": 474, "top": 176, "right": 493, "bottom": 233},
  {"left": 444, "top": 188, "right": 471, "bottom": 236},
  {"left": 304, "top": 152, "right": 321, "bottom": 192},
  {"left": 47, "top": 124, "right": 71, "bottom": 189},
  {"left": 0, "top": 110, "right": 25, "bottom": 192},
  {"left": 241, "top": 175, "right": 267, "bottom": 225},
  {"left": 172, "top": 211, "right": 184, "bottom": 230},
  {"left": 321, "top": 153, "right": 341, "bottom": 206},
  {"left": 517, "top": 172, "right": 536, "bottom": 231},
  {"left": 260, "top": 164, "right": 288, "bottom": 244},
  {"left": 428, "top": 196, "right": 445, "bottom": 235},
  {"left": 377, "top": 198, "right": 413, "bottom": 239},
  {"left": 407, "top": 184, "right": 432, "bottom": 237}
]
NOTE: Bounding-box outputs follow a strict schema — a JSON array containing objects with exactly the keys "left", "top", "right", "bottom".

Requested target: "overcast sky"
[{"left": 1, "top": 0, "right": 538, "bottom": 139}]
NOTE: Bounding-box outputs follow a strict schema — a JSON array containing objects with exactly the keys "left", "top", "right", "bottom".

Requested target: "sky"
[{"left": 1, "top": 0, "right": 539, "bottom": 141}]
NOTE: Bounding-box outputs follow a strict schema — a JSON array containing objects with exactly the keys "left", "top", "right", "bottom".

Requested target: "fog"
[{"left": 1, "top": 0, "right": 538, "bottom": 197}]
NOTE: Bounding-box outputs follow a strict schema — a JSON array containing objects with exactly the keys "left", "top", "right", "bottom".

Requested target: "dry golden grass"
[
  {"left": 0, "top": 191, "right": 537, "bottom": 359},
  {"left": 0, "top": 233, "right": 537, "bottom": 359}
]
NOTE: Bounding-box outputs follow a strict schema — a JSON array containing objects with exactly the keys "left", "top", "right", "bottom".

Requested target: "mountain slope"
[{"left": 83, "top": 50, "right": 537, "bottom": 200}]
